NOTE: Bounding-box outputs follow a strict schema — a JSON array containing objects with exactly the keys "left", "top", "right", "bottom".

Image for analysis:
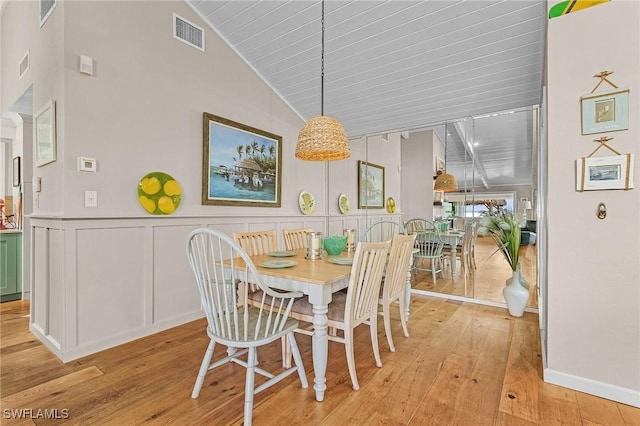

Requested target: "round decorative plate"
[
  {"left": 259, "top": 260, "right": 298, "bottom": 269},
  {"left": 386, "top": 197, "right": 396, "bottom": 213},
  {"left": 299, "top": 191, "right": 316, "bottom": 215},
  {"left": 268, "top": 251, "right": 296, "bottom": 257},
  {"left": 328, "top": 257, "right": 353, "bottom": 266},
  {"left": 138, "top": 171, "right": 182, "bottom": 215},
  {"left": 338, "top": 193, "right": 350, "bottom": 215}
]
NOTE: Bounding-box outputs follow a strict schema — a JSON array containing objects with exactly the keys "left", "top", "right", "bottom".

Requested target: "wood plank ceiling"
[{"left": 188, "top": 0, "right": 546, "bottom": 188}]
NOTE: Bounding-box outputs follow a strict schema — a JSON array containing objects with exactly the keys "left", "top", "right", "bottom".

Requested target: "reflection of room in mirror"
[
  {"left": 411, "top": 235, "right": 538, "bottom": 309},
  {"left": 401, "top": 108, "right": 537, "bottom": 304}
]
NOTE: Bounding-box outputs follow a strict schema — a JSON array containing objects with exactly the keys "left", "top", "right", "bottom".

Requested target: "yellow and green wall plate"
[
  {"left": 549, "top": 0, "right": 610, "bottom": 19},
  {"left": 138, "top": 171, "right": 182, "bottom": 215}
]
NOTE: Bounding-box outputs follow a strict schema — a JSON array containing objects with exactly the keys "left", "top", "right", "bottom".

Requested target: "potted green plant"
[{"left": 478, "top": 210, "right": 529, "bottom": 317}]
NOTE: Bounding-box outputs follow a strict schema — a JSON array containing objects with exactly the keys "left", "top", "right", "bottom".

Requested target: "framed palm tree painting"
[{"left": 202, "top": 113, "right": 282, "bottom": 207}]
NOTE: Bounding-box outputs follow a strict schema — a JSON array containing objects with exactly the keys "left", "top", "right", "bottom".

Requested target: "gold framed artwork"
[
  {"left": 34, "top": 100, "right": 56, "bottom": 167},
  {"left": 358, "top": 160, "right": 385, "bottom": 209},
  {"left": 580, "top": 87, "right": 630, "bottom": 135},
  {"left": 202, "top": 113, "right": 282, "bottom": 207},
  {"left": 575, "top": 154, "right": 634, "bottom": 191}
]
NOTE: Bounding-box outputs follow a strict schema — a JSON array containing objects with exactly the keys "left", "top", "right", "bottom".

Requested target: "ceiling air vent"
[
  {"left": 173, "top": 13, "right": 204, "bottom": 52},
  {"left": 19, "top": 50, "right": 30, "bottom": 78}
]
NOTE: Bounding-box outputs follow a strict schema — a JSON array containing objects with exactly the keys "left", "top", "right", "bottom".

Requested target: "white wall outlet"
[{"left": 85, "top": 191, "right": 97, "bottom": 208}]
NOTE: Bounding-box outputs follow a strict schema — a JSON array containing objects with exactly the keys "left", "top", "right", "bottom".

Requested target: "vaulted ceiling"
[{"left": 189, "top": 0, "right": 547, "bottom": 188}]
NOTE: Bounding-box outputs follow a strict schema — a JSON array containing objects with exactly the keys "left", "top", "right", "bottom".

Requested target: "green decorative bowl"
[{"left": 323, "top": 235, "right": 348, "bottom": 255}]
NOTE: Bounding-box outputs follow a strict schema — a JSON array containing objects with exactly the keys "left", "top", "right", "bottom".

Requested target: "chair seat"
[
  {"left": 206, "top": 306, "right": 300, "bottom": 347},
  {"left": 249, "top": 290, "right": 347, "bottom": 324}
]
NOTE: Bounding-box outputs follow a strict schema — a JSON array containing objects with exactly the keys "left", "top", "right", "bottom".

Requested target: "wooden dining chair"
[
  {"left": 282, "top": 228, "right": 313, "bottom": 250},
  {"left": 284, "top": 241, "right": 390, "bottom": 390},
  {"left": 364, "top": 220, "right": 406, "bottom": 242},
  {"left": 233, "top": 229, "right": 279, "bottom": 256},
  {"left": 404, "top": 218, "right": 435, "bottom": 235},
  {"left": 379, "top": 233, "right": 417, "bottom": 352},
  {"left": 233, "top": 230, "right": 279, "bottom": 300},
  {"left": 442, "top": 221, "right": 473, "bottom": 277},
  {"left": 186, "top": 228, "right": 308, "bottom": 426},
  {"left": 413, "top": 230, "right": 445, "bottom": 284}
]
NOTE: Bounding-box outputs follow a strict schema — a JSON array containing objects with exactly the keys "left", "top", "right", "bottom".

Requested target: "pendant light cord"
[
  {"left": 320, "top": 0, "right": 325, "bottom": 116},
  {"left": 444, "top": 123, "right": 448, "bottom": 173}
]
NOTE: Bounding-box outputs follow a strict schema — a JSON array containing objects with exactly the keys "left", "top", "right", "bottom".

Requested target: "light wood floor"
[
  {"left": 2, "top": 299, "right": 637, "bottom": 425},
  {"left": 412, "top": 236, "right": 538, "bottom": 308}
]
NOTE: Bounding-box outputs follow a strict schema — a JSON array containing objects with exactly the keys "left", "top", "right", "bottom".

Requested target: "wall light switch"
[
  {"left": 80, "top": 55, "right": 93, "bottom": 76},
  {"left": 33, "top": 176, "right": 42, "bottom": 192},
  {"left": 85, "top": 191, "right": 97, "bottom": 208}
]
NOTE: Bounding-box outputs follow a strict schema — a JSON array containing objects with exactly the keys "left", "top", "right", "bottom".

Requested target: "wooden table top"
[{"left": 228, "top": 248, "right": 354, "bottom": 286}]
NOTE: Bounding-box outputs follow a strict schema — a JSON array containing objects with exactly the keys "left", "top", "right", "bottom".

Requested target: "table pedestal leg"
[
  {"left": 450, "top": 245, "right": 458, "bottom": 278},
  {"left": 312, "top": 304, "right": 328, "bottom": 402},
  {"left": 404, "top": 265, "right": 412, "bottom": 321}
]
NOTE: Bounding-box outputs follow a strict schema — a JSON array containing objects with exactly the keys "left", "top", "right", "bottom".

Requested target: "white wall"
[
  {"left": 401, "top": 129, "right": 441, "bottom": 221},
  {"left": 546, "top": 1, "right": 640, "bottom": 406}
]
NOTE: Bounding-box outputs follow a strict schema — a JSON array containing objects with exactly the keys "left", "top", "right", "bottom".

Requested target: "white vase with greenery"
[{"left": 479, "top": 210, "right": 529, "bottom": 317}]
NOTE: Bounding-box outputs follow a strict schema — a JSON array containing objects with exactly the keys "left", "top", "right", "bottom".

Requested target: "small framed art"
[
  {"left": 580, "top": 88, "right": 629, "bottom": 135},
  {"left": 575, "top": 154, "right": 634, "bottom": 191},
  {"left": 34, "top": 100, "right": 56, "bottom": 167},
  {"left": 358, "top": 160, "right": 385, "bottom": 209}
]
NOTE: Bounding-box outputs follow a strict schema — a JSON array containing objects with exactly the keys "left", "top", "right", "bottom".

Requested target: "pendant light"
[
  {"left": 295, "top": 0, "right": 350, "bottom": 161},
  {"left": 434, "top": 125, "right": 458, "bottom": 192}
]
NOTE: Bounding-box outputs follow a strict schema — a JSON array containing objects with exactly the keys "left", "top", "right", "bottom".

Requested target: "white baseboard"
[
  {"left": 544, "top": 368, "right": 640, "bottom": 408},
  {"left": 31, "top": 311, "right": 204, "bottom": 363},
  {"left": 411, "top": 289, "right": 539, "bottom": 314}
]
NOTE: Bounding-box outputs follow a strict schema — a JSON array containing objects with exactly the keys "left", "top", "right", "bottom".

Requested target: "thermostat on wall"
[{"left": 78, "top": 157, "right": 97, "bottom": 172}]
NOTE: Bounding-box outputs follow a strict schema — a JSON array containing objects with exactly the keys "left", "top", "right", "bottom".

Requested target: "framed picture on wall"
[
  {"left": 580, "top": 87, "right": 630, "bottom": 135},
  {"left": 575, "top": 154, "right": 634, "bottom": 191},
  {"left": 202, "top": 112, "right": 282, "bottom": 207},
  {"left": 34, "top": 100, "right": 56, "bottom": 167},
  {"left": 12, "top": 157, "right": 21, "bottom": 187},
  {"left": 358, "top": 160, "right": 385, "bottom": 209}
]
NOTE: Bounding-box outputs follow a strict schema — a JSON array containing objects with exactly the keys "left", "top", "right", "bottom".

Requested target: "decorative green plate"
[
  {"left": 138, "top": 171, "right": 182, "bottom": 215},
  {"left": 338, "top": 193, "right": 350, "bottom": 214},
  {"left": 299, "top": 191, "right": 316, "bottom": 215},
  {"left": 327, "top": 257, "right": 353, "bottom": 266},
  {"left": 259, "top": 260, "right": 298, "bottom": 269},
  {"left": 268, "top": 251, "right": 296, "bottom": 257}
]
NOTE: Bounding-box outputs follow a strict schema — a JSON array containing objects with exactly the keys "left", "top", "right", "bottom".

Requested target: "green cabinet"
[{"left": 1, "top": 231, "right": 22, "bottom": 302}]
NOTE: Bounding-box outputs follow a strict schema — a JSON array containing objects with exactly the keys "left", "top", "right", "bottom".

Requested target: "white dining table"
[
  {"left": 226, "top": 248, "right": 351, "bottom": 402},
  {"left": 440, "top": 230, "right": 465, "bottom": 278}
]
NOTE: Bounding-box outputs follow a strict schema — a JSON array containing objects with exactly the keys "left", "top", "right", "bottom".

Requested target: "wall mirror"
[{"left": 353, "top": 107, "right": 538, "bottom": 309}]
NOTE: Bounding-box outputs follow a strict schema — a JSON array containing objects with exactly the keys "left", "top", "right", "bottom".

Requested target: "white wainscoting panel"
[{"left": 76, "top": 226, "right": 146, "bottom": 347}]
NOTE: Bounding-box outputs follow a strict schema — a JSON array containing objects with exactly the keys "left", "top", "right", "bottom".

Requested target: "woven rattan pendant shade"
[
  {"left": 295, "top": 0, "right": 350, "bottom": 162},
  {"left": 434, "top": 172, "right": 459, "bottom": 192},
  {"left": 296, "top": 116, "right": 350, "bottom": 161}
]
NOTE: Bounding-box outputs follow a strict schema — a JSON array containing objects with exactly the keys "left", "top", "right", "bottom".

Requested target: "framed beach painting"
[
  {"left": 358, "top": 160, "right": 385, "bottom": 209},
  {"left": 202, "top": 113, "right": 282, "bottom": 207}
]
